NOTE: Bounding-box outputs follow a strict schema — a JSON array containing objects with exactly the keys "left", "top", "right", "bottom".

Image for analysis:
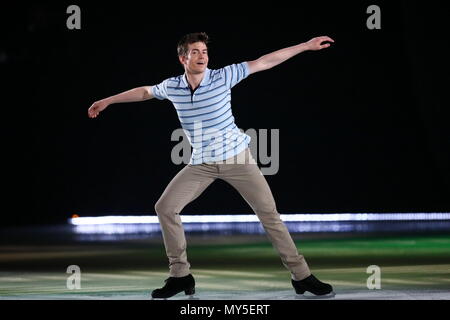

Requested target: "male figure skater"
[{"left": 88, "top": 32, "right": 335, "bottom": 298}]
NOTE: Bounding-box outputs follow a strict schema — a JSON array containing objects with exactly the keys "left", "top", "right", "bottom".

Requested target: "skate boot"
[
  {"left": 292, "top": 274, "right": 335, "bottom": 298},
  {"left": 151, "top": 274, "right": 195, "bottom": 299}
]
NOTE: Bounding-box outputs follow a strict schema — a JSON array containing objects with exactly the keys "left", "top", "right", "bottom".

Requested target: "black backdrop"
[{"left": 2, "top": 2, "right": 449, "bottom": 226}]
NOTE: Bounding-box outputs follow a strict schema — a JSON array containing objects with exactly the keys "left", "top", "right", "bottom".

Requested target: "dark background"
[{"left": 1, "top": 1, "right": 449, "bottom": 226}]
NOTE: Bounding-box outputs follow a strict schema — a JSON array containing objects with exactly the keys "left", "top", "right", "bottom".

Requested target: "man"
[{"left": 88, "top": 32, "right": 335, "bottom": 298}]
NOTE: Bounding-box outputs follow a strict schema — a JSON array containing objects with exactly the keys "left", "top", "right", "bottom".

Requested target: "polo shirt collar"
[{"left": 182, "top": 68, "right": 211, "bottom": 89}]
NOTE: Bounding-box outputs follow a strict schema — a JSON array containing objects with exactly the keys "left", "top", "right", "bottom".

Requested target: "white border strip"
[{"left": 69, "top": 213, "right": 450, "bottom": 225}]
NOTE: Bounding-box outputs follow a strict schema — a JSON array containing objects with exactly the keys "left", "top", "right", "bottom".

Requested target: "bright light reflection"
[{"left": 70, "top": 212, "right": 450, "bottom": 226}]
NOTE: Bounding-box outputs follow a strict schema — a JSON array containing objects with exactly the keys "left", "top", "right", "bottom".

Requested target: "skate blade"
[
  {"left": 296, "top": 291, "right": 336, "bottom": 299},
  {"left": 151, "top": 294, "right": 198, "bottom": 300}
]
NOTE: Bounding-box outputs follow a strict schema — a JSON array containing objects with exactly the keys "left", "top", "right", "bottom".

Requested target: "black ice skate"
[
  {"left": 151, "top": 274, "right": 195, "bottom": 299},
  {"left": 292, "top": 274, "right": 335, "bottom": 298}
]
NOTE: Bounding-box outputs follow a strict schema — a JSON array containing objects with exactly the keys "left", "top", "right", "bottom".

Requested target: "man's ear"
[{"left": 178, "top": 55, "right": 186, "bottom": 66}]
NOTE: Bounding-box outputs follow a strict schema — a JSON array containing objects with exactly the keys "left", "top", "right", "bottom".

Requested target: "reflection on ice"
[{"left": 72, "top": 220, "right": 450, "bottom": 242}]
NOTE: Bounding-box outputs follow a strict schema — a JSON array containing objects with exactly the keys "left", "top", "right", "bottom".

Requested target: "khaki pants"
[{"left": 155, "top": 148, "right": 311, "bottom": 281}]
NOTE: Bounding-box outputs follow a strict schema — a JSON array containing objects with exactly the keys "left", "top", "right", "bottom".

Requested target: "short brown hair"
[{"left": 177, "top": 32, "right": 209, "bottom": 57}]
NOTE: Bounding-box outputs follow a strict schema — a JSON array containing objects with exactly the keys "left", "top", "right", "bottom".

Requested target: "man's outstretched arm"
[
  {"left": 247, "top": 36, "right": 334, "bottom": 74},
  {"left": 88, "top": 86, "right": 154, "bottom": 118}
]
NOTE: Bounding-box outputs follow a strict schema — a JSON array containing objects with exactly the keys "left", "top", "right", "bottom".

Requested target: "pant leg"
[
  {"left": 217, "top": 148, "right": 311, "bottom": 280},
  {"left": 155, "top": 163, "right": 217, "bottom": 277}
]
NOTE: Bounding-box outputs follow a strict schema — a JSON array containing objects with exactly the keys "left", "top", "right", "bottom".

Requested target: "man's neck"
[{"left": 185, "top": 71, "right": 205, "bottom": 91}]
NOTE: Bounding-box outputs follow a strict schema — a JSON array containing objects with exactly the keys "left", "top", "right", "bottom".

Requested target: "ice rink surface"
[{"left": 1, "top": 221, "right": 450, "bottom": 301}]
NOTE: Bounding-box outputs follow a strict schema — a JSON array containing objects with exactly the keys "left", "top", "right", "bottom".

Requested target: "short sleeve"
[
  {"left": 222, "top": 62, "right": 250, "bottom": 89},
  {"left": 151, "top": 79, "right": 169, "bottom": 100}
]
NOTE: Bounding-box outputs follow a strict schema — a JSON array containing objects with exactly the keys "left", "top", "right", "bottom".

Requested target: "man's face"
[{"left": 179, "top": 41, "right": 209, "bottom": 74}]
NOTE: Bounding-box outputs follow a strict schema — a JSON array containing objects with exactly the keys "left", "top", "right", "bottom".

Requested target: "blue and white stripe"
[{"left": 152, "top": 62, "right": 251, "bottom": 164}]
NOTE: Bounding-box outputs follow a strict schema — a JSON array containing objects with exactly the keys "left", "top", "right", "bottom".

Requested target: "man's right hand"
[{"left": 88, "top": 99, "right": 109, "bottom": 118}]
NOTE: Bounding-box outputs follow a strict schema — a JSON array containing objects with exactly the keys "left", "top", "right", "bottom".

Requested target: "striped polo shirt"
[{"left": 152, "top": 62, "right": 251, "bottom": 165}]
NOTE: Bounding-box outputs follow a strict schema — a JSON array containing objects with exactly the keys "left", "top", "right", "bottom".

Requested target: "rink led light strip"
[{"left": 69, "top": 212, "right": 450, "bottom": 225}]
